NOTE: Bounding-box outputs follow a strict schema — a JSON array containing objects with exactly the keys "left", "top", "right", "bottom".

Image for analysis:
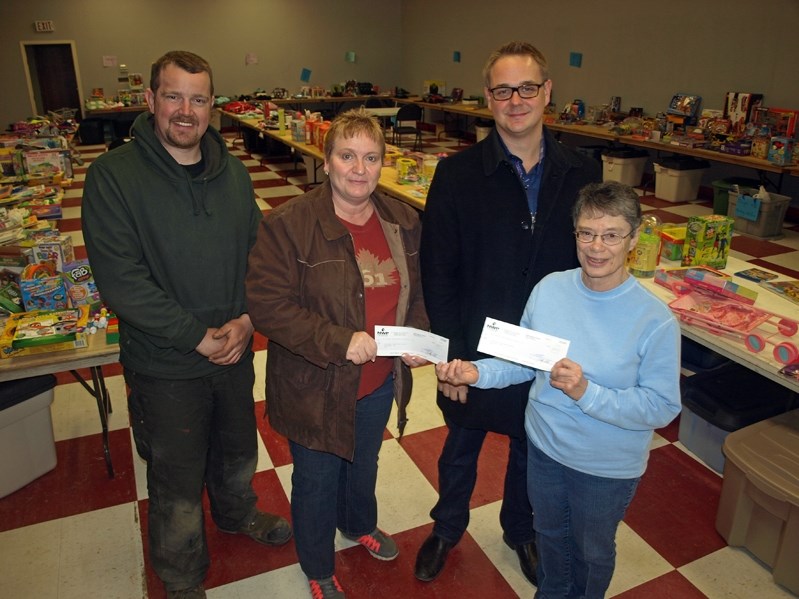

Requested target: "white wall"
[
  {"left": 0, "top": 0, "right": 403, "bottom": 124},
  {"left": 398, "top": 0, "right": 799, "bottom": 202},
  {"left": 399, "top": 0, "right": 799, "bottom": 114},
  {"left": 2, "top": 0, "right": 797, "bottom": 201}
]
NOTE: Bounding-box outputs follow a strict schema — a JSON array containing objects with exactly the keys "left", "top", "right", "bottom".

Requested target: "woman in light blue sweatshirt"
[{"left": 437, "top": 181, "right": 681, "bottom": 598}]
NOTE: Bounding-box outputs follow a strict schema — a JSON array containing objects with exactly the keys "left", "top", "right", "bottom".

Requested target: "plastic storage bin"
[
  {"left": 678, "top": 362, "right": 798, "bottom": 473},
  {"left": 716, "top": 409, "right": 799, "bottom": 594},
  {"left": 653, "top": 157, "right": 709, "bottom": 202},
  {"left": 711, "top": 177, "right": 759, "bottom": 215},
  {"left": 727, "top": 188, "right": 791, "bottom": 239},
  {"left": 0, "top": 374, "right": 57, "bottom": 498},
  {"left": 601, "top": 148, "right": 649, "bottom": 186}
]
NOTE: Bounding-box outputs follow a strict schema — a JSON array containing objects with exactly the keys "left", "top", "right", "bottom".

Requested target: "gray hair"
[{"left": 573, "top": 181, "right": 642, "bottom": 232}]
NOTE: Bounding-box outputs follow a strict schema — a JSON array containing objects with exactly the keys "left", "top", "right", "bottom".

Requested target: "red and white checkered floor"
[{"left": 1, "top": 131, "right": 798, "bottom": 599}]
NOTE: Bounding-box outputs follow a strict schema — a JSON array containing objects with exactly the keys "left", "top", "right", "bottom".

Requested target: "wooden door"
[{"left": 25, "top": 43, "right": 82, "bottom": 121}]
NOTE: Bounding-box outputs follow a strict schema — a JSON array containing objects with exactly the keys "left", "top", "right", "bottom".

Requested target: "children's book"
[
  {"left": 759, "top": 280, "right": 799, "bottom": 306},
  {"left": 735, "top": 268, "right": 778, "bottom": 283}
]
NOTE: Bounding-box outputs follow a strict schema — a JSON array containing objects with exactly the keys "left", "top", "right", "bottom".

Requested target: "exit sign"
[{"left": 34, "top": 20, "right": 55, "bottom": 33}]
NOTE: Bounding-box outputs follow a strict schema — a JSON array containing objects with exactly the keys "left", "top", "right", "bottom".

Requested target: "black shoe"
[
  {"left": 503, "top": 533, "right": 538, "bottom": 586},
  {"left": 414, "top": 533, "right": 455, "bottom": 582}
]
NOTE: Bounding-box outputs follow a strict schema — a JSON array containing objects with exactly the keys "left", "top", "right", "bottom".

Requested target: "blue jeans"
[
  {"left": 430, "top": 418, "right": 534, "bottom": 545},
  {"left": 527, "top": 440, "right": 639, "bottom": 599},
  {"left": 289, "top": 375, "right": 394, "bottom": 579},
  {"left": 125, "top": 354, "right": 258, "bottom": 591}
]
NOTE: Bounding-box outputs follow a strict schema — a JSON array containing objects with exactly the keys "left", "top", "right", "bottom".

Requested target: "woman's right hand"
[
  {"left": 346, "top": 331, "right": 378, "bottom": 364},
  {"left": 435, "top": 359, "right": 479, "bottom": 387}
]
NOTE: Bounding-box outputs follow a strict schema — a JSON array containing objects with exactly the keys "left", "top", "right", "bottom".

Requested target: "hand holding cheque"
[{"left": 434, "top": 317, "right": 587, "bottom": 403}]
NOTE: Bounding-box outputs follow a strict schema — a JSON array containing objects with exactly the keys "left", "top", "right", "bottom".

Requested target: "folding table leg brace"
[{"left": 70, "top": 366, "right": 114, "bottom": 478}]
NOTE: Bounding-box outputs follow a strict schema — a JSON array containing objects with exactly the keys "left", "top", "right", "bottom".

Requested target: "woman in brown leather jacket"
[{"left": 246, "top": 108, "right": 428, "bottom": 599}]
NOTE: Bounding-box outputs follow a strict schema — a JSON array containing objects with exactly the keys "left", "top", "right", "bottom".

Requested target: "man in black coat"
[{"left": 415, "top": 41, "right": 601, "bottom": 586}]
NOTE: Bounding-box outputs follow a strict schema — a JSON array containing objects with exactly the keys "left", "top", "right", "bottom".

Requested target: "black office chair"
[{"left": 392, "top": 103, "right": 423, "bottom": 151}]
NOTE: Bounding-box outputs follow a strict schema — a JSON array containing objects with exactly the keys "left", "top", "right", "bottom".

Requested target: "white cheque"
[
  {"left": 477, "top": 317, "right": 570, "bottom": 371},
  {"left": 374, "top": 326, "right": 449, "bottom": 364}
]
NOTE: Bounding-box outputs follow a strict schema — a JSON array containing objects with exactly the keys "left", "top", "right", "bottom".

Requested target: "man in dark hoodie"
[{"left": 82, "top": 50, "right": 291, "bottom": 599}]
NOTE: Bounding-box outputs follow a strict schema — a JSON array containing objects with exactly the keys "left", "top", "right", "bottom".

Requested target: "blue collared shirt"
[{"left": 499, "top": 135, "right": 546, "bottom": 217}]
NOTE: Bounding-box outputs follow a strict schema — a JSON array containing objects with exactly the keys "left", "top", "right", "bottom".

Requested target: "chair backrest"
[
  {"left": 108, "top": 137, "right": 133, "bottom": 151},
  {"left": 396, "top": 103, "right": 422, "bottom": 122},
  {"left": 340, "top": 101, "right": 363, "bottom": 113}
]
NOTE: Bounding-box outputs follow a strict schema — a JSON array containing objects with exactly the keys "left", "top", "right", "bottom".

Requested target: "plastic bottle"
[{"left": 628, "top": 214, "right": 661, "bottom": 278}]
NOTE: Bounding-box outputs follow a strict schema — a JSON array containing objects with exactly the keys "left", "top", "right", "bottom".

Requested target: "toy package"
[
  {"left": 681, "top": 214, "right": 734, "bottom": 269},
  {"left": 0, "top": 306, "right": 89, "bottom": 358},
  {"left": 11, "top": 307, "right": 86, "bottom": 348},
  {"left": 19, "top": 261, "right": 68, "bottom": 312},
  {"left": 683, "top": 268, "right": 758, "bottom": 304},
  {"left": 61, "top": 259, "right": 102, "bottom": 313},
  {"left": 655, "top": 265, "right": 729, "bottom": 295},
  {"left": 28, "top": 234, "right": 74, "bottom": 272}
]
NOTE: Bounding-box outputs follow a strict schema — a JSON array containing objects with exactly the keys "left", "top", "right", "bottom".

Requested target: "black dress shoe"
[
  {"left": 414, "top": 533, "right": 456, "bottom": 582},
  {"left": 503, "top": 533, "right": 538, "bottom": 586}
]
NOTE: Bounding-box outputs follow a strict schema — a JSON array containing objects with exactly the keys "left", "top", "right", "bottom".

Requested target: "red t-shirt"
[{"left": 340, "top": 211, "right": 399, "bottom": 398}]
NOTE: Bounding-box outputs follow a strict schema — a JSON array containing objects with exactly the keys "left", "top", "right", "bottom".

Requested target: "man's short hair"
[
  {"left": 150, "top": 50, "right": 214, "bottom": 96},
  {"left": 482, "top": 42, "right": 549, "bottom": 87}
]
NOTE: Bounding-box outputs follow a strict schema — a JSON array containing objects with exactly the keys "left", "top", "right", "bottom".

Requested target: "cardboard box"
[
  {"left": 723, "top": 92, "right": 764, "bottom": 136},
  {"left": 23, "top": 149, "right": 72, "bottom": 179},
  {"left": 28, "top": 235, "right": 74, "bottom": 272},
  {"left": 18, "top": 260, "right": 68, "bottom": 312},
  {"left": 719, "top": 140, "right": 752, "bottom": 156},
  {"left": 761, "top": 107, "right": 799, "bottom": 138},
  {"left": 19, "top": 274, "right": 68, "bottom": 312},
  {"left": 61, "top": 260, "right": 102, "bottom": 313},
  {"left": 0, "top": 307, "right": 89, "bottom": 359},
  {"left": 11, "top": 307, "right": 86, "bottom": 349},
  {"left": 681, "top": 214, "right": 734, "bottom": 269},
  {"left": 767, "top": 136, "right": 795, "bottom": 165},
  {"left": 751, "top": 136, "right": 770, "bottom": 160},
  {"left": 659, "top": 226, "right": 686, "bottom": 261},
  {"left": 654, "top": 265, "right": 728, "bottom": 295},
  {"left": 683, "top": 268, "right": 758, "bottom": 304}
]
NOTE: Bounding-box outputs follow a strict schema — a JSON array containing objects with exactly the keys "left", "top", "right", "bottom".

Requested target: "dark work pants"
[
  {"left": 125, "top": 354, "right": 258, "bottom": 591},
  {"left": 430, "top": 417, "right": 535, "bottom": 546}
]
